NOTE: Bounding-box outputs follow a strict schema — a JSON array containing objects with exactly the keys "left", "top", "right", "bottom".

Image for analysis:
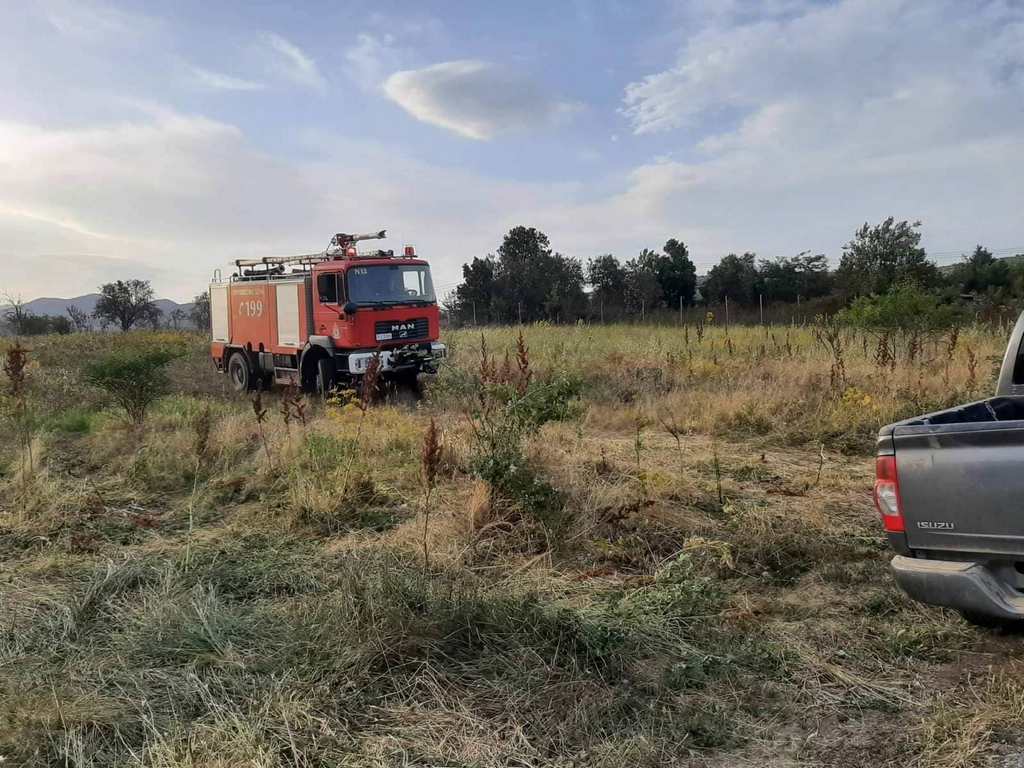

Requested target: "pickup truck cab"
[{"left": 880, "top": 311, "right": 1024, "bottom": 623}]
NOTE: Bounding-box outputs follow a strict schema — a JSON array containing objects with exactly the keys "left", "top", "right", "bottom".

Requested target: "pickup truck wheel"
[{"left": 227, "top": 353, "right": 252, "bottom": 393}]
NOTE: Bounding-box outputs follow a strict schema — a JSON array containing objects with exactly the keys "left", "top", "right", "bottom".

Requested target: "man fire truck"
[{"left": 209, "top": 230, "right": 446, "bottom": 394}]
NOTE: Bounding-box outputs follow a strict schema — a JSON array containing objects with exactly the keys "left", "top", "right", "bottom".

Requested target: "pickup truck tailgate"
[{"left": 894, "top": 421, "right": 1024, "bottom": 555}]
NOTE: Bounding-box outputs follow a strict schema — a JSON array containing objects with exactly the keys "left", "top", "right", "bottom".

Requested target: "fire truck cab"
[{"left": 209, "top": 231, "right": 446, "bottom": 394}]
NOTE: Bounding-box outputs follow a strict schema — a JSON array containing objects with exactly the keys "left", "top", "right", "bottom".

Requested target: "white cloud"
[
  {"left": 4, "top": 0, "right": 1024, "bottom": 304},
  {"left": 40, "top": 0, "right": 157, "bottom": 42},
  {"left": 190, "top": 66, "right": 265, "bottom": 92},
  {"left": 0, "top": 108, "right": 672, "bottom": 301},
  {"left": 344, "top": 33, "right": 396, "bottom": 91},
  {"left": 383, "top": 60, "right": 581, "bottom": 140},
  {"left": 624, "top": 0, "right": 1023, "bottom": 137},
  {"left": 611, "top": 0, "right": 1024, "bottom": 263},
  {"left": 260, "top": 32, "right": 326, "bottom": 91}
]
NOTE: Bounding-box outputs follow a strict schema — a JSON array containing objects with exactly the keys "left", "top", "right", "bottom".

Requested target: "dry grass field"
[{"left": 2, "top": 321, "right": 1024, "bottom": 767}]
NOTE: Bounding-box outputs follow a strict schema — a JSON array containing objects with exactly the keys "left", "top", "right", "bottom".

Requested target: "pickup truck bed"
[{"left": 881, "top": 312, "right": 1024, "bottom": 622}]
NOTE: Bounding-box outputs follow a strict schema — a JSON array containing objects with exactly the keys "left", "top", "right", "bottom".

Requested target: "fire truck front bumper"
[{"left": 347, "top": 342, "right": 447, "bottom": 375}]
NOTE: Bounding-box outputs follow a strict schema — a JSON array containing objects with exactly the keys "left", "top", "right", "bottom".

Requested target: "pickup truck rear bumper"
[{"left": 891, "top": 555, "right": 1024, "bottom": 620}]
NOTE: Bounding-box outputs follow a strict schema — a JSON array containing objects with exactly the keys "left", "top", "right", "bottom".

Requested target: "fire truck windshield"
[{"left": 346, "top": 264, "right": 436, "bottom": 306}]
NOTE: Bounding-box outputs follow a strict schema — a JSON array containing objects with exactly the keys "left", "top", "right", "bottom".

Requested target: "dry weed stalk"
[
  {"left": 185, "top": 404, "right": 214, "bottom": 571},
  {"left": 712, "top": 438, "right": 723, "bottom": 507},
  {"left": 966, "top": 346, "right": 978, "bottom": 392},
  {"left": 333, "top": 352, "right": 382, "bottom": 500},
  {"left": 3, "top": 343, "right": 33, "bottom": 480},
  {"left": 946, "top": 326, "right": 960, "bottom": 361},
  {"left": 515, "top": 330, "right": 532, "bottom": 394},
  {"left": 814, "top": 317, "right": 847, "bottom": 391},
  {"left": 874, "top": 331, "right": 895, "bottom": 370},
  {"left": 420, "top": 417, "right": 442, "bottom": 570},
  {"left": 279, "top": 384, "right": 308, "bottom": 430},
  {"left": 906, "top": 329, "right": 922, "bottom": 363},
  {"left": 251, "top": 391, "right": 274, "bottom": 470}
]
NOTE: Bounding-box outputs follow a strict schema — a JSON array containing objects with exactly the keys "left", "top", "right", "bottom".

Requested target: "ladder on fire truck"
[{"left": 233, "top": 231, "right": 390, "bottom": 277}]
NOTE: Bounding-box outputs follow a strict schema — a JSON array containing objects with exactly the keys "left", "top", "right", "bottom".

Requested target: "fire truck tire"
[
  {"left": 315, "top": 357, "right": 334, "bottom": 398},
  {"left": 227, "top": 352, "right": 252, "bottom": 393}
]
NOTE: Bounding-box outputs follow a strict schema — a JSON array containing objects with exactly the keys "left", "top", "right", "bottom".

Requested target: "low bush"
[{"left": 85, "top": 349, "right": 181, "bottom": 425}]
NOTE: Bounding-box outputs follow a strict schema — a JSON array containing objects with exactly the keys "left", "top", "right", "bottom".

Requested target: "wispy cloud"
[
  {"left": 190, "top": 66, "right": 265, "bottom": 92},
  {"left": 39, "top": 0, "right": 158, "bottom": 43},
  {"left": 384, "top": 60, "right": 581, "bottom": 140},
  {"left": 260, "top": 32, "right": 326, "bottom": 91},
  {"left": 344, "top": 32, "right": 395, "bottom": 91}
]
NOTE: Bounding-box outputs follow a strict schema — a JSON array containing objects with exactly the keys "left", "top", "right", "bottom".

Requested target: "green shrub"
[
  {"left": 838, "top": 281, "right": 961, "bottom": 331},
  {"left": 85, "top": 349, "right": 180, "bottom": 425},
  {"left": 47, "top": 407, "right": 95, "bottom": 435}
]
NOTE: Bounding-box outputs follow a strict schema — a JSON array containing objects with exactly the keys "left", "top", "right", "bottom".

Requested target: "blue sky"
[{"left": 1, "top": 0, "right": 1023, "bottom": 301}]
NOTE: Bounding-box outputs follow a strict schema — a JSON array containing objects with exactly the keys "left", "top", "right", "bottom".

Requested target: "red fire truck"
[{"left": 209, "top": 231, "right": 446, "bottom": 394}]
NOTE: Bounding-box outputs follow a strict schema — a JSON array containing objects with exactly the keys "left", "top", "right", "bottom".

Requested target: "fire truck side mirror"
[{"left": 343, "top": 301, "right": 357, "bottom": 315}]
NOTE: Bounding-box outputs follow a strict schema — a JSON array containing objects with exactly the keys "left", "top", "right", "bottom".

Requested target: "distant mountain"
[{"left": 1, "top": 294, "right": 196, "bottom": 329}]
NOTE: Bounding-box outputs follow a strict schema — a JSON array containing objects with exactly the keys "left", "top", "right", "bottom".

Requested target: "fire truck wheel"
[
  {"left": 315, "top": 357, "right": 334, "bottom": 398},
  {"left": 227, "top": 353, "right": 252, "bottom": 393}
]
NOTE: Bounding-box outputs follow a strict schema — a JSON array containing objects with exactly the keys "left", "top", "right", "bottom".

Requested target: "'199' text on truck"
[
  {"left": 880, "top": 310, "right": 1024, "bottom": 625},
  {"left": 209, "top": 230, "right": 446, "bottom": 394}
]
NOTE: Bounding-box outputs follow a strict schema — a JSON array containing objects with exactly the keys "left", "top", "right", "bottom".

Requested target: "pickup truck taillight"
[{"left": 874, "top": 455, "right": 905, "bottom": 533}]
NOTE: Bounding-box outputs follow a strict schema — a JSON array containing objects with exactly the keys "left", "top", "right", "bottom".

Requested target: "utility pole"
[
  {"left": 472, "top": 301, "right": 477, "bottom": 326},
  {"left": 641, "top": 298, "right": 645, "bottom": 323},
  {"left": 679, "top": 295, "right": 683, "bottom": 326},
  {"left": 600, "top": 295, "right": 604, "bottom": 324},
  {"left": 759, "top": 294, "right": 764, "bottom": 325},
  {"left": 724, "top": 296, "right": 730, "bottom": 327},
  {"left": 517, "top": 301, "right": 522, "bottom": 325}
]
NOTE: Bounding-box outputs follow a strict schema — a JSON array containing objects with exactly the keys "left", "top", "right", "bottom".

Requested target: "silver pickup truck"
[{"left": 881, "top": 311, "right": 1024, "bottom": 624}]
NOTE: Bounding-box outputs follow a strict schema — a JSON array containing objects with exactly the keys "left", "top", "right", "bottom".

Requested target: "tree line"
[
  {"left": 445, "top": 219, "right": 1024, "bottom": 326},
  {"left": 1, "top": 280, "right": 211, "bottom": 336},
  {"left": 5, "top": 216, "right": 1021, "bottom": 335}
]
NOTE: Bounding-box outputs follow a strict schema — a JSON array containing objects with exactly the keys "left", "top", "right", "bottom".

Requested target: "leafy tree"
[
  {"left": 2, "top": 294, "right": 31, "bottom": 335},
  {"left": 586, "top": 254, "right": 626, "bottom": 312},
  {"left": 144, "top": 306, "right": 164, "bottom": 330},
  {"left": 169, "top": 308, "right": 185, "bottom": 330},
  {"left": 94, "top": 279, "right": 159, "bottom": 332},
  {"left": 542, "top": 254, "right": 587, "bottom": 322},
  {"left": 494, "top": 227, "right": 557, "bottom": 322},
  {"left": 953, "top": 245, "right": 1010, "bottom": 294},
  {"left": 0, "top": 296, "right": 73, "bottom": 335},
  {"left": 836, "top": 218, "right": 938, "bottom": 296},
  {"left": 703, "top": 252, "right": 760, "bottom": 306},
  {"left": 657, "top": 238, "right": 698, "bottom": 308},
  {"left": 446, "top": 228, "right": 586, "bottom": 324},
  {"left": 66, "top": 305, "right": 92, "bottom": 332},
  {"left": 47, "top": 316, "right": 72, "bottom": 335},
  {"left": 759, "top": 252, "right": 832, "bottom": 303},
  {"left": 450, "top": 256, "right": 498, "bottom": 324},
  {"left": 623, "top": 249, "right": 663, "bottom": 314},
  {"left": 190, "top": 292, "right": 211, "bottom": 330}
]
